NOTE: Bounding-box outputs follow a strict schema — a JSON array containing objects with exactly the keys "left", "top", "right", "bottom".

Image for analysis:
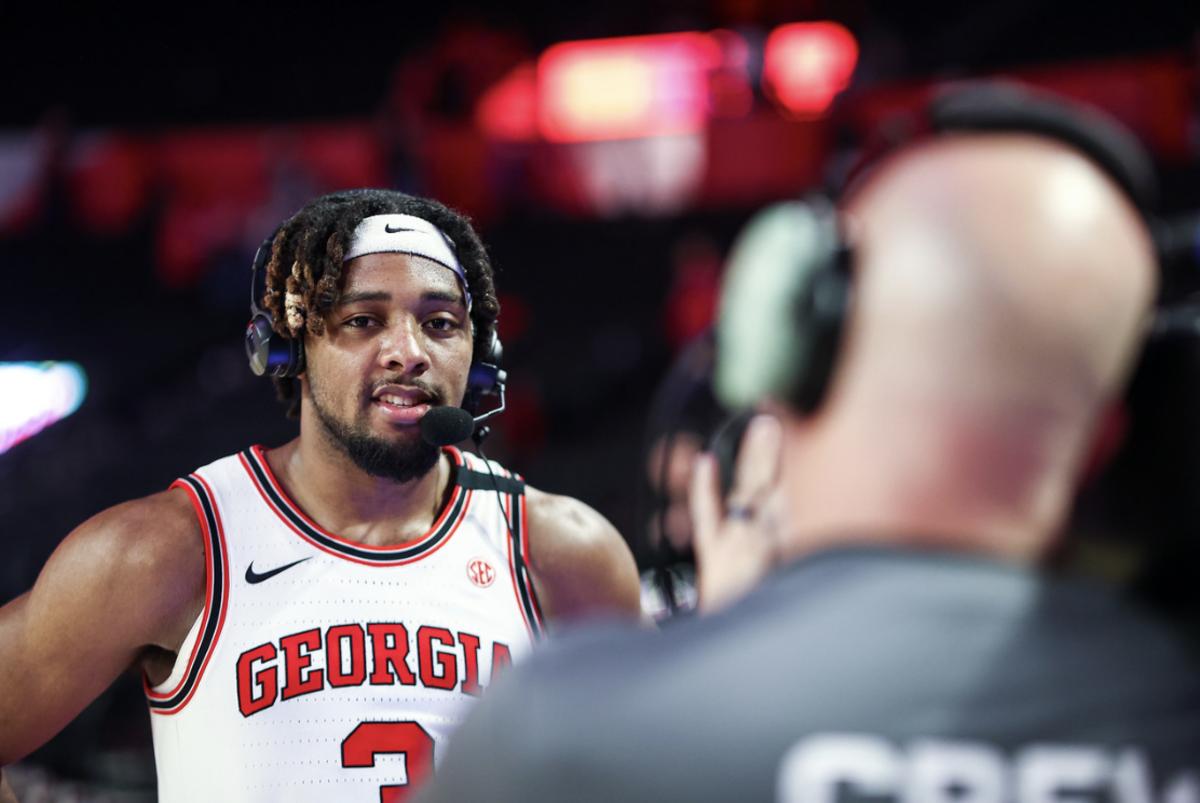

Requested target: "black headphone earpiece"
[
  {"left": 788, "top": 215, "right": 853, "bottom": 413},
  {"left": 714, "top": 197, "right": 853, "bottom": 414},
  {"left": 464, "top": 327, "right": 507, "bottom": 418},
  {"left": 245, "top": 228, "right": 305, "bottom": 378}
]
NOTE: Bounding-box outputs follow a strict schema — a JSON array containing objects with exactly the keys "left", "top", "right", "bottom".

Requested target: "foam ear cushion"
[{"left": 715, "top": 201, "right": 845, "bottom": 411}]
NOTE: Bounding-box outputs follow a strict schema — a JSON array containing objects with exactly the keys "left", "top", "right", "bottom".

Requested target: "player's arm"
[
  {"left": 524, "top": 487, "right": 641, "bottom": 624},
  {"left": 0, "top": 488, "right": 205, "bottom": 765}
]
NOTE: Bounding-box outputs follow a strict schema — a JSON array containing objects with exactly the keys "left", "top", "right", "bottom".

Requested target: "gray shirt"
[{"left": 421, "top": 547, "right": 1200, "bottom": 802}]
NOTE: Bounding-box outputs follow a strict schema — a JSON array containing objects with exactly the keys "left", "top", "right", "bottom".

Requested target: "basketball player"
[
  {"left": 418, "top": 87, "right": 1200, "bottom": 802},
  {"left": 0, "top": 189, "right": 641, "bottom": 802}
]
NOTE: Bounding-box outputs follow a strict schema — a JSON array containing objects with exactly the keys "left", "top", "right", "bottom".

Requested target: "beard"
[{"left": 308, "top": 376, "right": 442, "bottom": 484}]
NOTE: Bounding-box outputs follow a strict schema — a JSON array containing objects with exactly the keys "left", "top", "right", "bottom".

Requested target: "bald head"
[
  {"left": 843, "top": 133, "right": 1155, "bottom": 417},
  {"left": 777, "top": 132, "right": 1157, "bottom": 560}
]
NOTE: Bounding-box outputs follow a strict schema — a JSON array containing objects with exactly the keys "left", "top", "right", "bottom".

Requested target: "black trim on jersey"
[
  {"left": 147, "top": 475, "right": 225, "bottom": 711},
  {"left": 508, "top": 490, "right": 545, "bottom": 639},
  {"left": 243, "top": 448, "right": 468, "bottom": 563},
  {"left": 455, "top": 469, "right": 525, "bottom": 496}
]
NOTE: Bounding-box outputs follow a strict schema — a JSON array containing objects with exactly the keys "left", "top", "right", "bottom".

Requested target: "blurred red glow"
[
  {"left": 476, "top": 62, "right": 539, "bottom": 142},
  {"left": 67, "top": 134, "right": 148, "bottom": 235},
  {"left": 707, "top": 29, "right": 754, "bottom": 118},
  {"left": 763, "top": 22, "right": 858, "bottom": 118},
  {"left": 537, "top": 32, "right": 722, "bottom": 142}
]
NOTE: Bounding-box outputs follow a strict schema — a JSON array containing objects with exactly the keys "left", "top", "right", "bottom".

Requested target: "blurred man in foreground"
[{"left": 418, "top": 88, "right": 1200, "bottom": 801}]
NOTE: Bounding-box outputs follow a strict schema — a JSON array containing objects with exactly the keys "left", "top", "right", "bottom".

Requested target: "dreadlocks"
[{"left": 261, "top": 189, "right": 501, "bottom": 417}]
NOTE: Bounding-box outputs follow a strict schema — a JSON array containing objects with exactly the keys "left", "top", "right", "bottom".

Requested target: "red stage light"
[
  {"left": 537, "top": 32, "right": 722, "bottom": 142},
  {"left": 476, "top": 62, "right": 539, "bottom": 142},
  {"left": 763, "top": 22, "right": 858, "bottom": 119}
]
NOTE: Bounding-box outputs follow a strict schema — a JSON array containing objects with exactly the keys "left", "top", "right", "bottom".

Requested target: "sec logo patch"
[{"left": 467, "top": 558, "right": 496, "bottom": 588}]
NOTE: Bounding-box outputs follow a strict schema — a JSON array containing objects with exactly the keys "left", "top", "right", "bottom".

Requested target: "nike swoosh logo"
[
  {"left": 245, "top": 557, "right": 311, "bottom": 584},
  {"left": 384, "top": 224, "right": 417, "bottom": 233}
]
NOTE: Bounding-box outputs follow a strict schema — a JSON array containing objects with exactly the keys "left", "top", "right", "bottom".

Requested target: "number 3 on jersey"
[{"left": 342, "top": 721, "right": 435, "bottom": 802}]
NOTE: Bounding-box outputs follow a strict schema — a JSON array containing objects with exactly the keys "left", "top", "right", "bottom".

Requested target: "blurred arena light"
[
  {"left": 763, "top": 22, "right": 858, "bottom": 119},
  {"left": 476, "top": 62, "right": 539, "bottom": 142},
  {"left": 537, "top": 32, "right": 724, "bottom": 142},
  {"left": 0, "top": 362, "right": 88, "bottom": 455}
]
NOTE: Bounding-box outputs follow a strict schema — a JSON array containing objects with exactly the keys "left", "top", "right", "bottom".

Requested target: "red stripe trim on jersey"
[
  {"left": 147, "top": 474, "right": 230, "bottom": 714},
  {"left": 238, "top": 445, "right": 470, "bottom": 566}
]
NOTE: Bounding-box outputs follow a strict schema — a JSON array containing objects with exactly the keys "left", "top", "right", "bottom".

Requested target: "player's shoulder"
[
  {"left": 29, "top": 486, "right": 207, "bottom": 654},
  {"left": 522, "top": 485, "right": 641, "bottom": 623},
  {"left": 524, "top": 487, "right": 633, "bottom": 578},
  {"left": 54, "top": 487, "right": 205, "bottom": 592},
  {"left": 524, "top": 486, "right": 615, "bottom": 546}
]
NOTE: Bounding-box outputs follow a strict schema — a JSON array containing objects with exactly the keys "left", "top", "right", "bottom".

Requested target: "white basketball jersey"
[{"left": 147, "top": 445, "right": 543, "bottom": 803}]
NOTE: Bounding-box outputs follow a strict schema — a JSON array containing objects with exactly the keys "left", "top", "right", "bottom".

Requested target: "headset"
[
  {"left": 714, "top": 80, "right": 1200, "bottom": 415},
  {"left": 244, "top": 225, "right": 508, "bottom": 431}
]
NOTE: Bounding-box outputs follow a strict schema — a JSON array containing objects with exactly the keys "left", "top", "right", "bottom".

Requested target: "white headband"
[{"left": 343, "top": 214, "right": 472, "bottom": 312}]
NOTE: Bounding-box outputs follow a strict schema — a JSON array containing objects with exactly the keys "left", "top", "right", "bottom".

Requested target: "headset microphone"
[
  {"left": 420, "top": 407, "right": 477, "bottom": 447},
  {"left": 420, "top": 370, "right": 510, "bottom": 447}
]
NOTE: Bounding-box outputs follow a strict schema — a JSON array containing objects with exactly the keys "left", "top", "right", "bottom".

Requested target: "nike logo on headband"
[{"left": 384, "top": 224, "right": 417, "bottom": 233}]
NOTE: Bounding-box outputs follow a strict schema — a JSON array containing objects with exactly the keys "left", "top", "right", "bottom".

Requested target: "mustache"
[{"left": 368, "top": 377, "right": 445, "bottom": 405}]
